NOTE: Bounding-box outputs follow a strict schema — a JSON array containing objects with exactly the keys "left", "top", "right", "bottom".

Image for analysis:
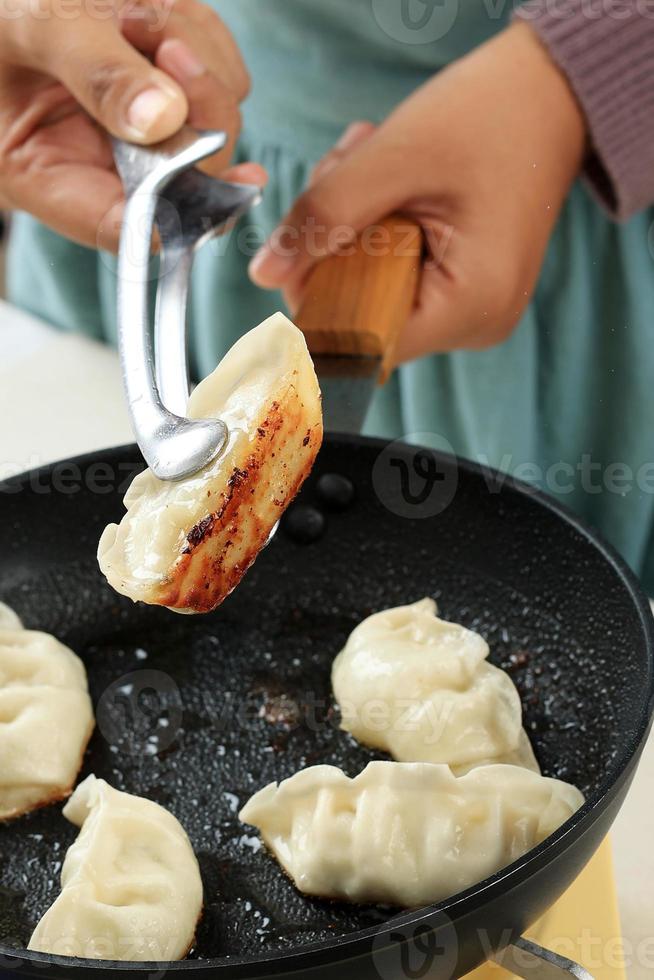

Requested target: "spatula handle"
[{"left": 296, "top": 215, "right": 423, "bottom": 384}]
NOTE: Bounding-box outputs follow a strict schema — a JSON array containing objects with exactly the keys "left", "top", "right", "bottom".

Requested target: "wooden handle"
[{"left": 296, "top": 215, "right": 423, "bottom": 384}]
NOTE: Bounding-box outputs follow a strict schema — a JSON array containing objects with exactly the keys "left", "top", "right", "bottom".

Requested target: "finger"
[
  {"left": 0, "top": 91, "right": 124, "bottom": 248},
  {"left": 175, "top": 0, "right": 250, "bottom": 98},
  {"left": 0, "top": 82, "right": 114, "bottom": 169},
  {"left": 309, "top": 121, "right": 376, "bottom": 186},
  {"left": 248, "top": 124, "right": 407, "bottom": 291},
  {"left": 221, "top": 162, "right": 269, "bottom": 186},
  {"left": 394, "top": 269, "right": 461, "bottom": 362},
  {"left": 393, "top": 245, "right": 512, "bottom": 362},
  {"left": 154, "top": 37, "right": 240, "bottom": 174},
  {"left": 120, "top": 1, "right": 250, "bottom": 100},
  {"left": 24, "top": 13, "right": 188, "bottom": 143},
  {"left": 9, "top": 164, "right": 124, "bottom": 250}
]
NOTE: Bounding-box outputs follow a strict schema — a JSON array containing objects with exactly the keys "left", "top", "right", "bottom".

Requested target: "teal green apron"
[{"left": 8, "top": 0, "right": 654, "bottom": 592}]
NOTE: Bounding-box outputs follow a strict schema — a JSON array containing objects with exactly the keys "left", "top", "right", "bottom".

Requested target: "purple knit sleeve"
[{"left": 514, "top": 0, "right": 654, "bottom": 221}]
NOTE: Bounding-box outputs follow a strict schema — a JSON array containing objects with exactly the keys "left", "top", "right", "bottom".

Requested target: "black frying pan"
[{"left": 0, "top": 435, "right": 652, "bottom": 980}]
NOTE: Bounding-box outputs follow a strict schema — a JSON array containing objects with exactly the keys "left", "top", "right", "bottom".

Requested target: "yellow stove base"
[{"left": 466, "top": 838, "right": 624, "bottom": 980}]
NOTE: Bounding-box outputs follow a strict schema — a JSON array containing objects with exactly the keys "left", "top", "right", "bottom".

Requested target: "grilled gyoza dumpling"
[
  {"left": 0, "top": 629, "right": 95, "bottom": 821},
  {"left": 332, "top": 598, "right": 539, "bottom": 774},
  {"left": 240, "top": 761, "right": 584, "bottom": 908},
  {"left": 98, "top": 313, "right": 323, "bottom": 613},
  {"left": 29, "top": 775, "right": 203, "bottom": 961}
]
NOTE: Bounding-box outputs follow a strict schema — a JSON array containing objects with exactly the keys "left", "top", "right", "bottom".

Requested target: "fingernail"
[
  {"left": 127, "top": 85, "right": 180, "bottom": 138},
  {"left": 336, "top": 121, "right": 372, "bottom": 152},
  {"left": 163, "top": 39, "right": 206, "bottom": 81},
  {"left": 249, "top": 242, "right": 297, "bottom": 286}
]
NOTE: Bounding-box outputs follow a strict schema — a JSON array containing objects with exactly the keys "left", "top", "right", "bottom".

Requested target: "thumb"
[
  {"left": 42, "top": 15, "right": 188, "bottom": 143},
  {"left": 249, "top": 121, "right": 406, "bottom": 290}
]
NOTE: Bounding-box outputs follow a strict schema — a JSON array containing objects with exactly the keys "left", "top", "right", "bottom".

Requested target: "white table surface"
[{"left": 1, "top": 299, "right": 652, "bottom": 979}]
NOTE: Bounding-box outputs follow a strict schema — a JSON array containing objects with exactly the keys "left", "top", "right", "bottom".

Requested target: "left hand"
[
  {"left": 249, "top": 22, "right": 586, "bottom": 364},
  {"left": 0, "top": 0, "right": 265, "bottom": 250}
]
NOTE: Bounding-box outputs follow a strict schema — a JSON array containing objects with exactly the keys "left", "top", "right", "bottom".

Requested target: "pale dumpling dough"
[
  {"left": 0, "top": 628, "right": 95, "bottom": 821},
  {"left": 332, "top": 598, "right": 539, "bottom": 774},
  {"left": 240, "top": 761, "right": 584, "bottom": 908},
  {"left": 98, "top": 313, "right": 323, "bottom": 613},
  {"left": 29, "top": 775, "right": 203, "bottom": 961},
  {"left": 0, "top": 601, "right": 22, "bottom": 630}
]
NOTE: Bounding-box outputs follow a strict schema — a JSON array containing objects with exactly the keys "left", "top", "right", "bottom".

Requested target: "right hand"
[
  {"left": 250, "top": 23, "right": 585, "bottom": 365},
  {"left": 0, "top": 0, "right": 265, "bottom": 249}
]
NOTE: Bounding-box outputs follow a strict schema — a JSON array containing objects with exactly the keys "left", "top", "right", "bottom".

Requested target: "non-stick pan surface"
[{"left": 0, "top": 435, "right": 652, "bottom": 979}]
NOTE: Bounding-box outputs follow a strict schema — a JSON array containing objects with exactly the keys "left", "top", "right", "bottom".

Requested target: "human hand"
[
  {"left": 0, "top": 0, "right": 265, "bottom": 249},
  {"left": 249, "top": 22, "right": 586, "bottom": 363}
]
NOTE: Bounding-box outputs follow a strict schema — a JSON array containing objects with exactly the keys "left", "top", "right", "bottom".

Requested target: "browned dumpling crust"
[{"left": 98, "top": 313, "right": 323, "bottom": 613}]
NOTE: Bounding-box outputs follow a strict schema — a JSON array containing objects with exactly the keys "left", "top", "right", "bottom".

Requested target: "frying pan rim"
[{"left": 1, "top": 436, "right": 652, "bottom": 975}]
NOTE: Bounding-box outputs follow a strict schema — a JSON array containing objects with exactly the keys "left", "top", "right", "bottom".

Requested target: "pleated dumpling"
[
  {"left": 0, "top": 627, "right": 94, "bottom": 821},
  {"left": 98, "top": 313, "right": 323, "bottom": 613},
  {"left": 332, "top": 598, "right": 539, "bottom": 774},
  {"left": 240, "top": 761, "right": 584, "bottom": 908},
  {"left": 29, "top": 775, "right": 203, "bottom": 961}
]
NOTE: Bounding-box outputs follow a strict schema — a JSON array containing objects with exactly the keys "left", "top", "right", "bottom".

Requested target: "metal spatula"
[{"left": 113, "top": 128, "right": 261, "bottom": 481}]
